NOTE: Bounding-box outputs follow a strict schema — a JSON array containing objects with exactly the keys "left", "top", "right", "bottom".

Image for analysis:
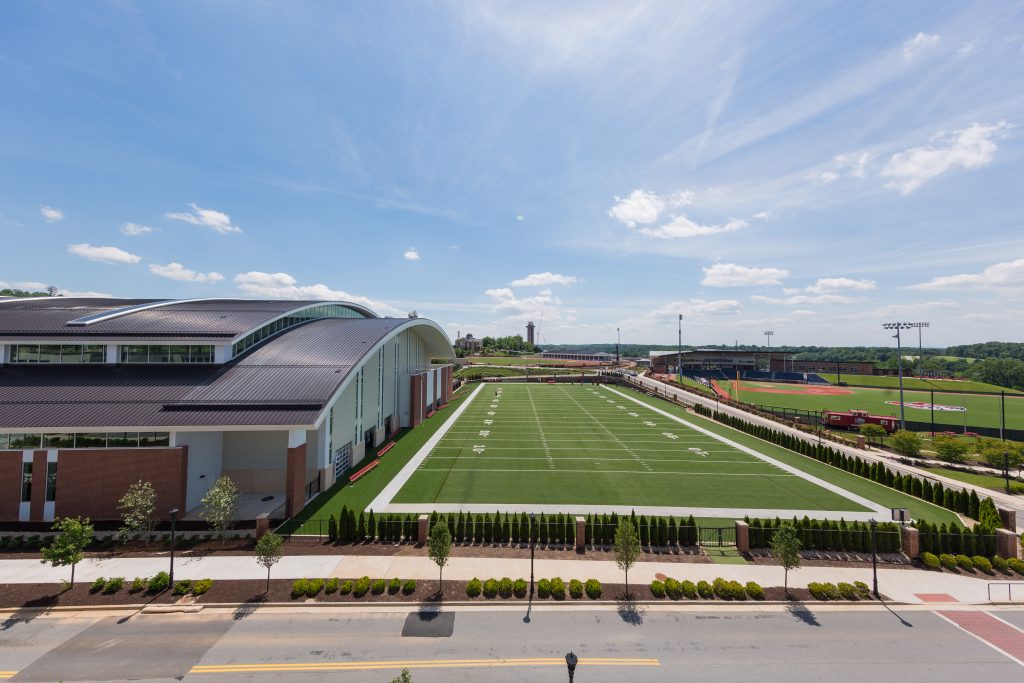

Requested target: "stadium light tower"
[
  {"left": 763, "top": 330, "right": 773, "bottom": 372},
  {"left": 907, "top": 322, "right": 929, "bottom": 377},
  {"left": 677, "top": 315, "right": 683, "bottom": 380},
  {"left": 882, "top": 322, "right": 925, "bottom": 430}
]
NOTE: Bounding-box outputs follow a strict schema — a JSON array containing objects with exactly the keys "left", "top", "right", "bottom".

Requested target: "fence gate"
[{"left": 698, "top": 526, "right": 736, "bottom": 548}]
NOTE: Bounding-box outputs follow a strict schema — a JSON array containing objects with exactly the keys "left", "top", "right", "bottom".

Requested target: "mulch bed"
[{"left": 0, "top": 582, "right": 177, "bottom": 610}]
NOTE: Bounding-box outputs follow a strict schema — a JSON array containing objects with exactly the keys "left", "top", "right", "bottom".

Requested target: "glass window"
[
  {"left": 60, "top": 345, "right": 83, "bottom": 363},
  {"left": 107, "top": 432, "right": 139, "bottom": 447},
  {"left": 21, "top": 463, "right": 32, "bottom": 502},
  {"left": 148, "top": 345, "right": 171, "bottom": 363},
  {"left": 83, "top": 345, "right": 106, "bottom": 363},
  {"left": 10, "top": 434, "right": 41, "bottom": 449},
  {"left": 74, "top": 433, "right": 107, "bottom": 448},
  {"left": 190, "top": 345, "right": 213, "bottom": 363},
  {"left": 168, "top": 345, "right": 190, "bottom": 363},
  {"left": 38, "top": 345, "right": 61, "bottom": 363},
  {"left": 120, "top": 345, "right": 149, "bottom": 363},
  {"left": 139, "top": 432, "right": 170, "bottom": 447},
  {"left": 45, "top": 462, "right": 57, "bottom": 502},
  {"left": 14, "top": 344, "right": 38, "bottom": 363},
  {"left": 43, "top": 433, "right": 75, "bottom": 448},
  {"left": 0, "top": 434, "right": 6, "bottom": 449}
]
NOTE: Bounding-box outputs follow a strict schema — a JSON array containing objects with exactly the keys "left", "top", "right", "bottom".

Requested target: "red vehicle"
[{"left": 823, "top": 409, "right": 900, "bottom": 433}]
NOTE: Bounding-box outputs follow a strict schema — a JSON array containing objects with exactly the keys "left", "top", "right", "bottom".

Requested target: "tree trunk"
[
  {"left": 625, "top": 568, "right": 629, "bottom": 600},
  {"left": 71, "top": 562, "right": 75, "bottom": 588},
  {"left": 784, "top": 568, "right": 788, "bottom": 598},
  {"left": 266, "top": 567, "right": 271, "bottom": 594}
]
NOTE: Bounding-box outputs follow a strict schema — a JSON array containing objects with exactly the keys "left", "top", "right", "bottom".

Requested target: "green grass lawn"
[
  {"left": 722, "top": 379, "right": 1024, "bottom": 431},
  {"left": 919, "top": 466, "right": 1024, "bottom": 495},
  {"left": 817, "top": 373, "right": 1019, "bottom": 394},
  {"left": 464, "top": 356, "right": 598, "bottom": 367},
  {"left": 455, "top": 366, "right": 593, "bottom": 380}
]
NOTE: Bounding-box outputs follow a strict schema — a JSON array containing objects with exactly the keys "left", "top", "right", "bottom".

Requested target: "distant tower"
[{"left": 526, "top": 321, "right": 535, "bottom": 345}]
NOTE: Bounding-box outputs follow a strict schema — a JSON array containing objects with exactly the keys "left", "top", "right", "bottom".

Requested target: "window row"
[
  {"left": 20, "top": 461, "right": 57, "bottom": 503},
  {"left": 0, "top": 432, "right": 171, "bottom": 449},
  {"left": 232, "top": 304, "right": 364, "bottom": 356},
  {"left": 10, "top": 344, "right": 106, "bottom": 363},
  {"left": 119, "top": 345, "right": 214, "bottom": 363}
]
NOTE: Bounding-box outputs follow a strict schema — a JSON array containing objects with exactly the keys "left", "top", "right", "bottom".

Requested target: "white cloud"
[
  {"left": 403, "top": 248, "right": 421, "bottom": 261},
  {"left": 484, "top": 286, "right": 561, "bottom": 321},
  {"left": 233, "top": 271, "right": 401, "bottom": 315},
  {"left": 690, "top": 298, "right": 742, "bottom": 315},
  {"left": 751, "top": 293, "right": 856, "bottom": 305},
  {"left": 509, "top": 272, "right": 578, "bottom": 287},
  {"left": 148, "top": 262, "right": 224, "bottom": 283},
  {"left": 701, "top": 263, "right": 789, "bottom": 287},
  {"left": 835, "top": 151, "right": 871, "bottom": 178},
  {"left": 752, "top": 210, "right": 778, "bottom": 222},
  {"left": 166, "top": 203, "right": 242, "bottom": 234},
  {"left": 516, "top": 215, "right": 525, "bottom": 221},
  {"left": 807, "top": 170, "right": 840, "bottom": 185},
  {"left": 791, "top": 309, "right": 816, "bottom": 318},
  {"left": 637, "top": 215, "right": 747, "bottom": 239},
  {"left": 67, "top": 243, "right": 141, "bottom": 265},
  {"left": 120, "top": 222, "right": 158, "bottom": 236},
  {"left": 608, "top": 189, "right": 693, "bottom": 228},
  {"left": 909, "top": 258, "right": 1024, "bottom": 290},
  {"left": 957, "top": 40, "right": 977, "bottom": 57},
  {"left": 805, "top": 277, "right": 876, "bottom": 293},
  {"left": 39, "top": 206, "right": 64, "bottom": 222},
  {"left": 903, "top": 32, "right": 940, "bottom": 59},
  {"left": 881, "top": 121, "right": 1011, "bottom": 194}
]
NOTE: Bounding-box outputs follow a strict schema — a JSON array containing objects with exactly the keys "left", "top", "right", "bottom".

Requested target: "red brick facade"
[
  {"left": 0, "top": 451, "right": 22, "bottom": 520},
  {"left": 410, "top": 374, "right": 424, "bottom": 427}
]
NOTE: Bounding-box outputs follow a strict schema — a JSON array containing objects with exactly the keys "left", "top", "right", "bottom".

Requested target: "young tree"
[
  {"left": 859, "top": 424, "right": 887, "bottom": 448},
  {"left": 613, "top": 519, "right": 641, "bottom": 599},
  {"left": 389, "top": 669, "right": 413, "bottom": 683},
  {"left": 200, "top": 475, "right": 239, "bottom": 544},
  {"left": 117, "top": 480, "right": 157, "bottom": 545},
  {"left": 41, "top": 516, "right": 94, "bottom": 587},
  {"left": 889, "top": 430, "right": 922, "bottom": 458},
  {"left": 254, "top": 532, "right": 284, "bottom": 593},
  {"left": 933, "top": 435, "right": 969, "bottom": 463},
  {"left": 770, "top": 523, "right": 801, "bottom": 599},
  {"left": 427, "top": 520, "right": 452, "bottom": 590}
]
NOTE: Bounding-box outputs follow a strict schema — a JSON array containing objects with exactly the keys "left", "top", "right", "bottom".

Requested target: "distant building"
[
  {"left": 454, "top": 332, "right": 483, "bottom": 353},
  {"left": 526, "top": 321, "right": 535, "bottom": 346},
  {"left": 539, "top": 350, "right": 614, "bottom": 362}
]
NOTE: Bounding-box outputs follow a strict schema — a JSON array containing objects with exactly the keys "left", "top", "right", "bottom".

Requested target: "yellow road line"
[{"left": 191, "top": 657, "right": 659, "bottom": 673}]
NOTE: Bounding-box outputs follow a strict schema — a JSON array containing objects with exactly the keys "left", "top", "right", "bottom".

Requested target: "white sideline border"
[
  {"left": 365, "top": 382, "right": 485, "bottom": 512},
  {"left": 602, "top": 385, "right": 888, "bottom": 517}
]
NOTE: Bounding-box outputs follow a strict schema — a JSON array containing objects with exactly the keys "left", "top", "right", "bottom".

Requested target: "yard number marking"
[
  {"left": 688, "top": 447, "right": 709, "bottom": 457},
  {"left": 472, "top": 445, "right": 486, "bottom": 454},
  {"left": 662, "top": 432, "right": 679, "bottom": 440},
  {"left": 479, "top": 430, "right": 491, "bottom": 437}
]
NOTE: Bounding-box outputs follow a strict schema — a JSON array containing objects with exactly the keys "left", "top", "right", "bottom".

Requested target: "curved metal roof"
[
  {"left": 0, "top": 317, "right": 453, "bottom": 430},
  {"left": 0, "top": 298, "right": 376, "bottom": 339}
]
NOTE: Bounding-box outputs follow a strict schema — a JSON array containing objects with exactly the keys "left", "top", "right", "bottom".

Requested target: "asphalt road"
[{"left": 1, "top": 604, "right": 1022, "bottom": 682}]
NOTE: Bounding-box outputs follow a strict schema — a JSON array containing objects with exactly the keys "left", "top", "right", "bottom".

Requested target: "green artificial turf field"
[
  {"left": 719, "top": 379, "right": 1024, "bottom": 431},
  {"left": 387, "top": 383, "right": 877, "bottom": 514},
  {"left": 816, "top": 373, "right": 1020, "bottom": 394}
]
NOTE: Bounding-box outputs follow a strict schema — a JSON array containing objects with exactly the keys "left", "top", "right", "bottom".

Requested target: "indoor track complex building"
[{"left": 0, "top": 298, "right": 455, "bottom": 524}]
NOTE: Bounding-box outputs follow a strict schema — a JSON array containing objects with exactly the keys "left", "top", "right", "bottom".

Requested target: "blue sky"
[{"left": 2, "top": 1, "right": 1023, "bottom": 347}]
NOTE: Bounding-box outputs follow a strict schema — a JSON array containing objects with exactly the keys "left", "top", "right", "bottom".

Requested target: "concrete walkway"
[{"left": 5, "top": 554, "right": 1022, "bottom": 606}]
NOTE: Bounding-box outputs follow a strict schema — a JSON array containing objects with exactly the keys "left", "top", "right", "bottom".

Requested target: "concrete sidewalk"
[{"left": 4, "top": 553, "right": 1022, "bottom": 605}]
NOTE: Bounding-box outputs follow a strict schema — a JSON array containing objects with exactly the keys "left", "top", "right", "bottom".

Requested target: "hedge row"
[
  {"left": 292, "top": 576, "right": 416, "bottom": 598},
  {"left": 466, "top": 577, "right": 602, "bottom": 600},
  {"left": 650, "top": 577, "right": 765, "bottom": 601},
  {"left": 87, "top": 572, "right": 209, "bottom": 595},
  {"left": 807, "top": 581, "right": 872, "bottom": 601},
  {"left": 692, "top": 403, "right": 1001, "bottom": 529},
  {"left": 915, "top": 519, "right": 997, "bottom": 557},
  {"left": 746, "top": 516, "right": 901, "bottom": 553}
]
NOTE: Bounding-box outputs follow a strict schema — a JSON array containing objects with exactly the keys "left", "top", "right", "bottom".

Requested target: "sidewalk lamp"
[
  {"left": 565, "top": 651, "right": 578, "bottom": 682},
  {"left": 868, "top": 518, "right": 878, "bottom": 600},
  {"left": 530, "top": 512, "right": 536, "bottom": 597},
  {"left": 168, "top": 507, "right": 180, "bottom": 586}
]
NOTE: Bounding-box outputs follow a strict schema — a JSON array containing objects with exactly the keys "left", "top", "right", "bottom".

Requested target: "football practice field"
[{"left": 372, "top": 383, "right": 894, "bottom": 520}]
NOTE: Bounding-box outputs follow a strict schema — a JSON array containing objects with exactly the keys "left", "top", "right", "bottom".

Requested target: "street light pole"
[
  {"left": 168, "top": 507, "right": 180, "bottom": 587},
  {"left": 529, "top": 512, "right": 536, "bottom": 597},
  {"left": 869, "top": 518, "right": 879, "bottom": 599},
  {"left": 565, "top": 651, "right": 578, "bottom": 682}
]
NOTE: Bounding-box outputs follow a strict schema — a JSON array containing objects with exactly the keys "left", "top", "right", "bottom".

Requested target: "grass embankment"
[
  {"left": 818, "top": 373, "right": 1020, "bottom": 394},
  {"left": 455, "top": 366, "right": 593, "bottom": 380},
  {"left": 919, "top": 467, "right": 1024, "bottom": 495},
  {"left": 464, "top": 356, "right": 597, "bottom": 367}
]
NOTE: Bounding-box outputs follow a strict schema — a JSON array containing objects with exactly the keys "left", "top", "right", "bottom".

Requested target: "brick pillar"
[
  {"left": 29, "top": 451, "right": 47, "bottom": 522},
  {"left": 900, "top": 525, "right": 920, "bottom": 559},
  {"left": 996, "top": 529, "right": 1020, "bottom": 559},
  {"left": 575, "top": 516, "right": 585, "bottom": 554},
  {"left": 418, "top": 514, "right": 429, "bottom": 545},
  {"left": 998, "top": 507, "right": 1017, "bottom": 532},
  {"left": 255, "top": 513, "right": 270, "bottom": 539},
  {"left": 285, "top": 444, "right": 306, "bottom": 518},
  {"left": 857, "top": 436, "right": 866, "bottom": 449},
  {"left": 735, "top": 520, "right": 749, "bottom": 554},
  {"left": 410, "top": 375, "right": 423, "bottom": 428}
]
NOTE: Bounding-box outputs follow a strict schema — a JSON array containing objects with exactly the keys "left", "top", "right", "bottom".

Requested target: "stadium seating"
[{"left": 805, "top": 373, "right": 831, "bottom": 384}]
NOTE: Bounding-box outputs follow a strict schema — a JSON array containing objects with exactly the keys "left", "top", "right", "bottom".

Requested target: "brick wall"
[
  {"left": 0, "top": 451, "right": 22, "bottom": 521},
  {"left": 410, "top": 374, "right": 423, "bottom": 427},
  {"left": 54, "top": 447, "right": 187, "bottom": 521}
]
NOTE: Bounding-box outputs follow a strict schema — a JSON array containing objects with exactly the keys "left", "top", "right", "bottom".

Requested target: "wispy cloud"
[
  {"left": 805, "top": 277, "right": 876, "bottom": 293},
  {"left": 702, "top": 263, "right": 789, "bottom": 287},
  {"left": 909, "top": 257, "right": 1024, "bottom": 290},
  {"left": 608, "top": 189, "right": 692, "bottom": 228},
  {"left": 166, "top": 203, "right": 243, "bottom": 234},
  {"left": 67, "top": 243, "right": 140, "bottom": 265},
  {"left": 120, "top": 222, "right": 158, "bottom": 236},
  {"left": 509, "top": 272, "right": 578, "bottom": 287},
  {"left": 902, "top": 32, "right": 940, "bottom": 59},
  {"left": 39, "top": 206, "right": 64, "bottom": 222},
  {"left": 881, "top": 121, "right": 1012, "bottom": 194},
  {"left": 751, "top": 293, "right": 857, "bottom": 305},
  {"left": 148, "top": 262, "right": 224, "bottom": 283},
  {"left": 234, "top": 271, "right": 401, "bottom": 315}
]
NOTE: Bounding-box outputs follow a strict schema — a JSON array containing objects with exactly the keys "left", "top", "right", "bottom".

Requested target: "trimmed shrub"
[
  {"left": 697, "top": 580, "right": 713, "bottom": 599},
  {"left": 971, "top": 556, "right": 993, "bottom": 575},
  {"left": 388, "top": 577, "right": 402, "bottom": 595},
  {"left": 370, "top": 579, "right": 386, "bottom": 595},
  {"left": 939, "top": 553, "right": 957, "bottom": 571},
  {"left": 853, "top": 581, "right": 871, "bottom": 599},
  {"left": 808, "top": 582, "right": 841, "bottom": 600},
  {"left": 921, "top": 552, "right": 941, "bottom": 570},
  {"left": 340, "top": 579, "right": 353, "bottom": 595},
  {"left": 325, "top": 578, "right": 340, "bottom": 594},
  {"left": 584, "top": 578, "right": 602, "bottom": 599},
  {"left": 650, "top": 580, "right": 666, "bottom": 598},
  {"left": 513, "top": 578, "right": 528, "bottom": 598},
  {"left": 147, "top": 571, "right": 170, "bottom": 593},
  {"left": 402, "top": 579, "right": 416, "bottom": 595},
  {"left": 90, "top": 577, "right": 106, "bottom": 593},
  {"left": 569, "top": 579, "right": 583, "bottom": 599},
  {"left": 353, "top": 576, "right": 371, "bottom": 597},
  {"left": 664, "top": 577, "right": 681, "bottom": 600},
  {"left": 681, "top": 580, "right": 697, "bottom": 600},
  {"left": 192, "top": 579, "right": 213, "bottom": 595},
  {"left": 173, "top": 579, "right": 194, "bottom": 596},
  {"left": 129, "top": 577, "right": 147, "bottom": 593},
  {"left": 549, "top": 577, "right": 566, "bottom": 600},
  {"left": 537, "top": 578, "right": 551, "bottom": 599},
  {"left": 103, "top": 577, "right": 125, "bottom": 594},
  {"left": 1009, "top": 557, "right": 1024, "bottom": 575},
  {"left": 291, "top": 579, "right": 309, "bottom": 598},
  {"left": 838, "top": 582, "right": 858, "bottom": 600},
  {"left": 498, "top": 577, "right": 514, "bottom": 599},
  {"left": 466, "top": 577, "right": 482, "bottom": 598},
  {"left": 992, "top": 555, "right": 1010, "bottom": 575},
  {"left": 306, "top": 579, "right": 324, "bottom": 596},
  {"left": 483, "top": 578, "right": 498, "bottom": 599},
  {"left": 955, "top": 555, "right": 974, "bottom": 572},
  {"left": 745, "top": 581, "right": 765, "bottom": 600}
]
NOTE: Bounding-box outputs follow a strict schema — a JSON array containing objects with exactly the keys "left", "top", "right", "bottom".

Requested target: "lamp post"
[
  {"left": 168, "top": 507, "right": 180, "bottom": 587},
  {"left": 1004, "top": 451, "right": 1011, "bottom": 494},
  {"left": 868, "top": 518, "right": 879, "bottom": 599},
  {"left": 763, "top": 330, "right": 773, "bottom": 373},
  {"left": 882, "top": 322, "right": 926, "bottom": 431},
  {"left": 529, "top": 512, "right": 536, "bottom": 597},
  {"left": 565, "top": 651, "right": 578, "bottom": 682},
  {"left": 907, "top": 322, "right": 929, "bottom": 378}
]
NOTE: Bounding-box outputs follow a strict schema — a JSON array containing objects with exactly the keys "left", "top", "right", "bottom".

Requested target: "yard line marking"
[
  {"left": 526, "top": 385, "right": 556, "bottom": 470},
  {"left": 558, "top": 386, "right": 653, "bottom": 471},
  {"left": 415, "top": 468, "right": 796, "bottom": 476}
]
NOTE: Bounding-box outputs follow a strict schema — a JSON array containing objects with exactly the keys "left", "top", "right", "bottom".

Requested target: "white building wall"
[
  {"left": 175, "top": 431, "right": 224, "bottom": 511},
  {"left": 221, "top": 430, "right": 288, "bottom": 493}
]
